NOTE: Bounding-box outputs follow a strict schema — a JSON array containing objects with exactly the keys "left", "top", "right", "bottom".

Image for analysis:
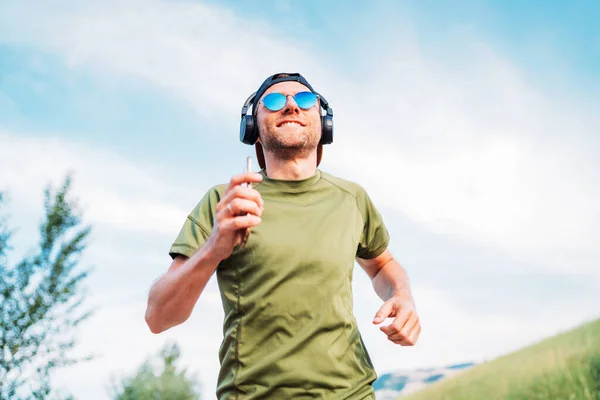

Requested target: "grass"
[{"left": 400, "top": 318, "right": 600, "bottom": 400}]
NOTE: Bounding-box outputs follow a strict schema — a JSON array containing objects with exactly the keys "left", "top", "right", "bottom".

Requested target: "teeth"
[{"left": 281, "top": 122, "right": 301, "bottom": 127}]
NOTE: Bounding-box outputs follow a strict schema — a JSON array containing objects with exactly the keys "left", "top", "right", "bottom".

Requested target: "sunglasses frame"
[{"left": 259, "top": 91, "right": 320, "bottom": 112}]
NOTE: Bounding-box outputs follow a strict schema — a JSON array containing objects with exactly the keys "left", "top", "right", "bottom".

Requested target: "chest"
[{"left": 220, "top": 189, "right": 364, "bottom": 284}]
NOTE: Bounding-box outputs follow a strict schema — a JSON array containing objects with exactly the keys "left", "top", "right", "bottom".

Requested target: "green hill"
[{"left": 400, "top": 318, "right": 600, "bottom": 400}]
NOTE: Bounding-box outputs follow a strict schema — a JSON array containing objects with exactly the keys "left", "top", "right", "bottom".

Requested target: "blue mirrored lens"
[
  {"left": 294, "top": 91, "right": 317, "bottom": 109},
  {"left": 262, "top": 93, "right": 287, "bottom": 111}
]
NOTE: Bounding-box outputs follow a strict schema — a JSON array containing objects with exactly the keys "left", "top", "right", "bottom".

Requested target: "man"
[{"left": 145, "top": 73, "right": 421, "bottom": 399}]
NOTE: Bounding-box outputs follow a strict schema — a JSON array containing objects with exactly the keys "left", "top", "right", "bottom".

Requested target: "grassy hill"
[{"left": 400, "top": 318, "right": 600, "bottom": 400}]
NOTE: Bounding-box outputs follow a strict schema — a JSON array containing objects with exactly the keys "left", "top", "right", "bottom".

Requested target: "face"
[{"left": 256, "top": 81, "right": 321, "bottom": 160}]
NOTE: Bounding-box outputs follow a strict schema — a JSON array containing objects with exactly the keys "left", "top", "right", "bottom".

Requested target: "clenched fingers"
[
  {"left": 222, "top": 214, "right": 262, "bottom": 232},
  {"left": 219, "top": 198, "right": 263, "bottom": 220},
  {"left": 218, "top": 185, "right": 264, "bottom": 212},
  {"left": 386, "top": 313, "right": 421, "bottom": 346},
  {"left": 380, "top": 307, "right": 412, "bottom": 336}
]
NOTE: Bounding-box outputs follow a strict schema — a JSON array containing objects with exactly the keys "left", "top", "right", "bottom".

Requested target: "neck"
[{"left": 263, "top": 152, "right": 317, "bottom": 180}]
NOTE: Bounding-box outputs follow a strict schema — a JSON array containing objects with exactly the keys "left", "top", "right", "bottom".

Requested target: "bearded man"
[{"left": 144, "top": 72, "right": 421, "bottom": 400}]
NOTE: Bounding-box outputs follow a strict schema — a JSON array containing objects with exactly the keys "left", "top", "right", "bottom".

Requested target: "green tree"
[
  {"left": 0, "top": 175, "right": 94, "bottom": 400},
  {"left": 109, "top": 342, "right": 202, "bottom": 400}
]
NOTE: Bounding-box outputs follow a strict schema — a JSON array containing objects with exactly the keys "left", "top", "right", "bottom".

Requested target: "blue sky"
[{"left": 1, "top": 1, "right": 599, "bottom": 399}]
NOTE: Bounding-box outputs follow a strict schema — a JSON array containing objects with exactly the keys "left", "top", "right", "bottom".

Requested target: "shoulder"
[
  {"left": 319, "top": 170, "right": 369, "bottom": 199},
  {"left": 188, "top": 182, "right": 228, "bottom": 217},
  {"left": 319, "top": 170, "right": 378, "bottom": 219},
  {"left": 175, "top": 182, "right": 228, "bottom": 234},
  {"left": 203, "top": 182, "right": 229, "bottom": 201},
  {"left": 320, "top": 170, "right": 383, "bottom": 218}
]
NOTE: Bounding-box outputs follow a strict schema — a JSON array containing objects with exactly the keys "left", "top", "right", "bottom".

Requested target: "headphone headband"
[{"left": 241, "top": 91, "right": 257, "bottom": 119}]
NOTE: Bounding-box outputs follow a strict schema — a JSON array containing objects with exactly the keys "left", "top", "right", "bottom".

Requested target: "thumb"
[{"left": 373, "top": 300, "right": 393, "bottom": 324}]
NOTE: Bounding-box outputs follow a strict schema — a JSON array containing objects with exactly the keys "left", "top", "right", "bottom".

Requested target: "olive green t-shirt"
[{"left": 169, "top": 169, "right": 390, "bottom": 400}]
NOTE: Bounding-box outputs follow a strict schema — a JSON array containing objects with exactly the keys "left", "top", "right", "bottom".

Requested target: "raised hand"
[{"left": 207, "top": 172, "right": 264, "bottom": 261}]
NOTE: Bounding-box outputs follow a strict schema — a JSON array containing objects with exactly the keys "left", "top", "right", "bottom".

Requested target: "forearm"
[
  {"left": 145, "top": 243, "right": 221, "bottom": 333},
  {"left": 371, "top": 259, "right": 414, "bottom": 303}
]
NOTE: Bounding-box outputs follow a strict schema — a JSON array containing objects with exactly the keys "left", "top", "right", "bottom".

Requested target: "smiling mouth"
[{"left": 277, "top": 121, "right": 305, "bottom": 127}]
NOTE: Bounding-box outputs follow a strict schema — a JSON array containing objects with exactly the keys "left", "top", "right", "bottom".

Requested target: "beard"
[{"left": 259, "top": 124, "right": 321, "bottom": 161}]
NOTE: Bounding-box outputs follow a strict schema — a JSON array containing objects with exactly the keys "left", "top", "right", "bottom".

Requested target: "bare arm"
[
  {"left": 357, "top": 249, "right": 421, "bottom": 346},
  {"left": 357, "top": 249, "right": 413, "bottom": 302},
  {"left": 145, "top": 246, "right": 221, "bottom": 334},
  {"left": 145, "top": 171, "right": 264, "bottom": 334}
]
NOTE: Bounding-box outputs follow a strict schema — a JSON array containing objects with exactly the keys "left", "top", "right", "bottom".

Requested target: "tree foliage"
[
  {"left": 109, "top": 342, "right": 202, "bottom": 400},
  {"left": 0, "top": 175, "right": 94, "bottom": 399}
]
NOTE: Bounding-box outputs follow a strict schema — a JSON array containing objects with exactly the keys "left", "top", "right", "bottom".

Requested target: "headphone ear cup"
[
  {"left": 320, "top": 115, "right": 334, "bottom": 145},
  {"left": 240, "top": 115, "right": 258, "bottom": 144}
]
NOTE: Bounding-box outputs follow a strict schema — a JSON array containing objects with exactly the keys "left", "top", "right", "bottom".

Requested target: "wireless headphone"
[{"left": 239, "top": 75, "right": 334, "bottom": 146}]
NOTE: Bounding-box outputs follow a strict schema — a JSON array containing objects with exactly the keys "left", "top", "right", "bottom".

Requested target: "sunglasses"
[{"left": 260, "top": 91, "right": 319, "bottom": 111}]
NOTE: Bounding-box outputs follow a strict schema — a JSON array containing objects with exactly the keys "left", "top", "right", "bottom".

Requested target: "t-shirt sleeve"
[
  {"left": 168, "top": 186, "right": 222, "bottom": 260},
  {"left": 355, "top": 187, "right": 390, "bottom": 259}
]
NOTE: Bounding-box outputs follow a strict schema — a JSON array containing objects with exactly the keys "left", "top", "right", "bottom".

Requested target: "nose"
[{"left": 282, "top": 94, "right": 300, "bottom": 114}]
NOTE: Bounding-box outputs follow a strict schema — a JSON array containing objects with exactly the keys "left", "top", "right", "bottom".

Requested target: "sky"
[{"left": 1, "top": 0, "right": 599, "bottom": 399}]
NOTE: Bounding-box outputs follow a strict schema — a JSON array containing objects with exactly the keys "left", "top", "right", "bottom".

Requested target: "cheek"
[
  {"left": 312, "top": 110, "right": 322, "bottom": 124},
  {"left": 256, "top": 114, "right": 270, "bottom": 133},
  {"left": 311, "top": 115, "right": 322, "bottom": 131}
]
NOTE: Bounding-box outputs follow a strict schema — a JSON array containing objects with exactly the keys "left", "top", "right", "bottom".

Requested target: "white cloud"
[
  {"left": 2, "top": 0, "right": 597, "bottom": 274},
  {"left": 0, "top": 0, "right": 328, "bottom": 120},
  {"left": 325, "top": 42, "right": 600, "bottom": 274},
  {"left": 0, "top": 131, "right": 193, "bottom": 236}
]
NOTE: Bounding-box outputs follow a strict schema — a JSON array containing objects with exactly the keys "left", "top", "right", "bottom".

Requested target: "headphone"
[{"left": 239, "top": 90, "right": 334, "bottom": 146}]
